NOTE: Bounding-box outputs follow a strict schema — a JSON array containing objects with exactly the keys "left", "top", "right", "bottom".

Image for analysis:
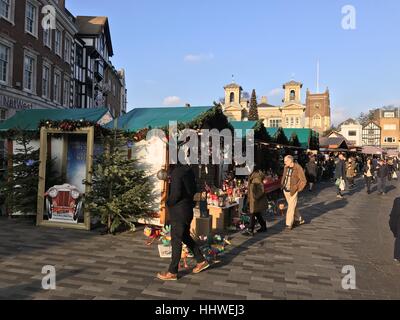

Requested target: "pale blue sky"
[{"left": 67, "top": 0, "right": 400, "bottom": 124}]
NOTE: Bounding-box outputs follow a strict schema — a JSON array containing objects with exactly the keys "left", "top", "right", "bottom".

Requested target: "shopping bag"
[
  {"left": 335, "top": 179, "right": 341, "bottom": 187},
  {"left": 393, "top": 171, "right": 398, "bottom": 180},
  {"left": 339, "top": 179, "right": 346, "bottom": 191}
]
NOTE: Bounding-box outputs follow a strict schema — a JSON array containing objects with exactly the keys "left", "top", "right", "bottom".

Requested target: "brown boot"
[
  {"left": 193, "top": 261, "right": 210, "bottom": 274},
  {"left": 157, "top": 272, "right": 178, "bottom": 281}
]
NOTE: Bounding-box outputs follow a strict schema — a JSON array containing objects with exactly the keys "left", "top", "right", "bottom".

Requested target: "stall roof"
[
  {"left": 267, "top": 128, "right": 316, "bottom": 148},
  {"left": 361, "top": 146, "right": 385, "bottom": 155},
  {"left": 387, "top": 149, "right": 399, "bottom": 157},
  {"left": 109, "top": 106, "right": 213, "bottom": 132},
  {"left": 230, "top": 121, "right": 258, "bottom": 138},
  {"left": 0, "top": 108, "right": 111, "bottom": 131},
  {"left": 319, "top": 137, "right": 349, "bottom": 150}
]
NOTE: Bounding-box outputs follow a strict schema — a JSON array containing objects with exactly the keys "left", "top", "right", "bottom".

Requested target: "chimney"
[{"left": 261, "top": 96, "right": 268, "bottom": 104}]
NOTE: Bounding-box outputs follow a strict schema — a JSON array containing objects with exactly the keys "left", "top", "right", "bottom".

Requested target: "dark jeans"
[
  {"left": 365, "top": 176, "right": 372, "bottom": 192},
  {"left": 377, "top": 177, "right": 387, "bottom": 194},
  {"left": 168, "top": 219, "right": 205, "bottom": 274},
  {"left": 249, "top": 212, "right": 267, "bottom": 232},
  {"left": 347, "top": 177, "right": 355, "bottom": 187},
  {"left": 395, "top": 237, "right": 400, "bottom": 260}
]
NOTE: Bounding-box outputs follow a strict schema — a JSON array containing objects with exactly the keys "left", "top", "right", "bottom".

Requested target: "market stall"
[
  {"left": 0, "top": 108, "right": 113, "bottom": 220},
  {"left": 111, "top": 105, "right": 234, "bottom": 234}
]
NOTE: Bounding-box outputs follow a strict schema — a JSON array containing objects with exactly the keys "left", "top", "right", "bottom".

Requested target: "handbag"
[
  {"left": 339, "top": 179, "right": 346, "bottom": 191},
  {"left": 393, "top": 171, "right": 398, "bottom": 179},
  {"left": 335, "top": 179, "right": 341, "bottom": 187}
]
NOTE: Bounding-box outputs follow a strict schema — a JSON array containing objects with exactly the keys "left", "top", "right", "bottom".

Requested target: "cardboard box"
[{"left": 190, "top": 216, "right": 212, "bottom": 238}]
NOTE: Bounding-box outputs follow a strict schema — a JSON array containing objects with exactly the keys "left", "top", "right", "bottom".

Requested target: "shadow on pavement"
[{"left": 0, "top": 268, "right": 84, "bottom": 300}]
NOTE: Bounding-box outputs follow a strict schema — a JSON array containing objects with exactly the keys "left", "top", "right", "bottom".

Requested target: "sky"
[{"left": 67, "top": 0, "right": 400, "bottom": 125}]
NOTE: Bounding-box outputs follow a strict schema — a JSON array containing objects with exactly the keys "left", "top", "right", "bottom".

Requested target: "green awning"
[
  {"left": 109, "top": 106, "right": 213, "bottom": 132},
  {"left": 267, "top": 128, "right": 317, "bottom": 148},
  {"left": 230, "top": 121, "right": 258, "bottom": 138},
  {"left": 0, "top": 108, "right": 110, "bottom": 131}
]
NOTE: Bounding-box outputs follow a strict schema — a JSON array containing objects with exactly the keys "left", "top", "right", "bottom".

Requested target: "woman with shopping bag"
[{"left": 335, "top": 153, "right": 347, "bottom": 199}]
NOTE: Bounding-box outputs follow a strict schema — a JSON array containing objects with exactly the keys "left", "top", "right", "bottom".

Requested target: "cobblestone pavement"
[{"left": 0, "top": 178, "right": 399, "bottom": 300}]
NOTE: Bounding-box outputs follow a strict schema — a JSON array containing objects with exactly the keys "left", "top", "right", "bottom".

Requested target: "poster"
[
  {"left": 66, "top": 135, "right": 87, "bottom": 193},
  {"left": 44, "top": 135, "right": 103, "bottom": 224}
]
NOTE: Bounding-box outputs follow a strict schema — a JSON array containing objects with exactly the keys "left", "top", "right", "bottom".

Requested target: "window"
[
  {"left": 63, "top": 77, "right": 69, "bottom": 107},
  {"left": 384, "top": 124, "right": 396, "bottom": 130},
  {"left": 384, "top": 137, "right": 396, "bottom": 143},
  {"left": 53, "top": 71, "right": 61, "bottom": 103},
  {"left": 43, "top": 27, "right": 51, "bottom": 48},
  {"left": 23, "top": 54, "right": 35, "bottom": 92},
  {"left": 312, "top": 115, "right": 322, "bottom": 128},
  {"left": 0, "top": 43, "right": 10, "bottom": 84},
  {"left": 348, "top": 131, "right": 357, "bottom": 137},
  {"left": 0, "top": 0, "right": 11, "bottom": 21},
  {"left": 42, "top": 64, "right": 50, "bottom": 98},
  {"left": 285, "top": 117, "right": 289, "bottom": 126},
  {"left": 64, "top": 37, "right": 71, "bottom": 63},
  {"left": 55, "top": 29, "right": 62, "bottom": 56},
  {"left": 290, "top": 117, "right": 294, "bottom": 127},
  {"left": 269, "top": 119, "right": 282, "bottom": 128},
  {"left": 229, "top": 92, "right": 235, "bottom": 103},
  {"left": 0, "top": 108, "right": 6, "bottom": 122},
  {"left": 384, "top": 112, "right": 395, "bottom": 118},
  {"left": 99, "top": 34, "right": 105, "bottom": 57},
  {"left": 290, "top": 90, "right": 296, "bottom": 101},
  {"left": 295, "top": 117, "right": 300, "bottom": 126},
  {"left": 25, "top": 1, "right": 38, "bottom": 36}
]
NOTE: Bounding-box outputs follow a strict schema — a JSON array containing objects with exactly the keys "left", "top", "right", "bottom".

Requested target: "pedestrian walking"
[
  {"left": 335, "top": 153, "right": 346, "bottom": 199},
  {"left": 305, "top": 156, "right": 318, "bottom": 192},
  {"left": 388, "top": 158, "right": 394, "bottom": 181},
  {"left": 242, "top": 170, "right": 268, "bottom": 236},
  {"left": 157, "top": 164, "right": 209, "bottom": 281},
  {"left": 363, "top": 158, "right": 374, "bottom": 194},
  {"left": 346, "top": 158, "right": 356, "bottom": 188},
  {"left": 281, "top": 155, "right": 307, "bottom": 231},
  {"left": 389, "top": 197, "right": 400, "bottom": 263},
  {"left": 376, "top": 159, "right": 389, "bottom": 195}
]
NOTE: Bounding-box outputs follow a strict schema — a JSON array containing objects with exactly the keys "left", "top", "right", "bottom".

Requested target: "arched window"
[
  {"left": 312, "top": 114, "right": 322, "bottom": 128},
  {"left": 230, "top": 92, "right": 235, "bottom": 103},
  {"left": 290, "top": 90, "right": 296, "bottom": 101}
]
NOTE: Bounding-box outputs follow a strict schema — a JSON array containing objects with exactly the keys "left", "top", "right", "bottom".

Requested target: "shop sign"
[{"left": 0, "top": 95, "right": 33, "bottom": 110}]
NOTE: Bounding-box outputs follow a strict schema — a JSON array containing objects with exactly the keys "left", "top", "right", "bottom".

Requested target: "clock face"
[{"left": 315, "top": 104, "right": 320, "bottom": 109}]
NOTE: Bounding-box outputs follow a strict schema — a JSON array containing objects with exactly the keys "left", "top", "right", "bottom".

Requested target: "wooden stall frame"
[{"left": 36, "top": 126, "right": 95, "bottom": 231}]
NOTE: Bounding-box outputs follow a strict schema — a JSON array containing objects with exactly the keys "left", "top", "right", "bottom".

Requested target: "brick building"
[
  {"left": 0, "top": 0, "right": 76, "bottom": 121},
  {"left": 222, "top": 80, "right": 331, "bottom": 133},
  {"left": 379, "top": 108, "right": 400, "bottom": 151},
  {"left": 0, "top": 0, "right": 127, "bottom": 122}
]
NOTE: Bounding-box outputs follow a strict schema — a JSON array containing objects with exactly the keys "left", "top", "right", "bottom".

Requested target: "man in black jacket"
[
  {"left": 335, "top": 153, "right": 346, "bottom": 199},
  {"left": 157, "top": 164, "right": 209, "bottom": 281},
  {"left": 376, "top": 159, "right": 389, "bottom": 195},
  {"left": 389, "top": 197, "right": 400, "bottom": 263}
]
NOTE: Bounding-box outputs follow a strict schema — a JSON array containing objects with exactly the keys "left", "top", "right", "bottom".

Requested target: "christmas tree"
[
  {"left": 274, "top": 127, "right": 289, "bottom": 146},
  {"left": 1, "top": 133, "right": 57, "bottom": 215},
  {"left": 248, "top": 89, "right": 259, "bottom": 121},
  {"left": 85, "top": 132, "right": 152, "bottom": 234},
  {"left": 289, "top": 133, "right": 301, "bottom": 147}
]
